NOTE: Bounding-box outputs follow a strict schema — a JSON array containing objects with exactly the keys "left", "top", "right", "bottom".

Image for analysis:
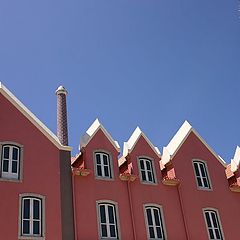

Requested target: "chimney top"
[{"left": 56, "top": 85, "right": 68, "bottom": 95}]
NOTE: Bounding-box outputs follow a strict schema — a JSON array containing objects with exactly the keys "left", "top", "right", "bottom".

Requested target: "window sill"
[
  {"left": 95, "top": 176, "right": 115, "bottom": 181},
  {"left": 0, "top": 177, "right": 22, "bottom": 183},
  {"left": 19, "top": 236, "right": 45, "bottom": 240}
]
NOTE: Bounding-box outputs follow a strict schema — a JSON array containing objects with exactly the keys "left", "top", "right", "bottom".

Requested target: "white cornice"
[
  {"left": 80, "top": 118, "right": 120, "bottom": 152},
  {"left": 231, "top": 146, "right": 240, "bottom": 173},
  {"left": 123, "top": 126, "right": 161, "bottom": 158},
  {"left": 161, "top": 121, "right": 226, "bottom": 167},
  {"left": 0, "top": 82, "right": 71, "bottom": 151}
]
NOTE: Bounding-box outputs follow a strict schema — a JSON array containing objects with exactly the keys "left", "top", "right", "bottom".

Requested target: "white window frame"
[
  {"left": 192, "top": 160, "right": 212, "bottom": 190},
  {"left": 143, "top": 204, "right": 167, "bottom": 240},
  {"left": 94, "top": 151, "right": 114, "bottom": 180},
  {"left": 96, "top": 200, "right": 120, "bottom": 240},
  {"left": 203, "top": 208, "right": 224, "bottom": 240},
  {"left": 0, "top": 142, "right": 23, "bottom": 181},
  {"left": 19, "top": 194, "right": 45, "bottom": 240},
  {"left": 138, "top": 157, "right": 156, "bottom": 184}
]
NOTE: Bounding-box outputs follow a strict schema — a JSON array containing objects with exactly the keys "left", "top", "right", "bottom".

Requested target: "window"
[
  {"left": 97, "top": 202, "right": 119, "bottom": 239},
  {"left": 1, "top": 144, "right": 21, "bottom": 180},
  {"left": 95, "top": 152, "right": 112, "bottom": 178},
  {"left": 20, "top": 195, "right": 44, "bottom": 239},
  {"left": 204, "top": 209, "right": 224, "bottom": 240},
  {"left": 139, "top": 158, "right": 155, "bottom": 183},
  {"left": 193, "top": 160, "right": 211, "bottom": 189},
  {"left": 144, "top": 205, "right": 166, "bottom": 240}
]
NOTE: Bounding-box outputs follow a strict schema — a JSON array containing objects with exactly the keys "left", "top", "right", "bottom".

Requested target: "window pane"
[
  {"left": 33, "top": 221, "right": 40, "bottom": 235},
  {"left": 103, "top": 155, "right": 108, "bottom": 165},
  {"left": 12, "top": 147, "right": 19, "bottom": 160},
  {"left": 12, "top": 161, "right": 18, "bottom": 173},
  {"left": 100, "top": 205, "right": 106, "bottom": 223},
  {"left": 104, "top": 166, "right": 109, "bottom": 177},
  {"left": 3, "top": 146, "right": 10, "bottom": 159},
  {"left": 97, "top": 165, "right": 102, "bottom": 176},
  {"left": 149, "top": 226, "right": 155, "bottom": 238},
  {"left": 96, "top": 154, "right": 101, "bottom": 164},
  {"left": 200, "top": 164, "right": 206, "bottom": 177},
  {"left": 203, "top": 178, "right": 209, "bottom": 188},
  {"left": 205, "top": 212, "right": 211, "bottom": 227},
  {"left": 194, "top": 163, "right": 200, "bottom": 176},
  {"left": 3, "top": 160, "right": 9, "bottom": 172},
  {"left": 197, "top": 177, "right": 203, "bottom": 187},
  {"left": 101, "top": 224, "right": 107, "bottom": 237},
  {"left": 146, "top": 161, "right": 151, "bottom": 170},
  {"left": 33, "top": 200, "right": 40, "bottom": 219},
  {"left": 108, "top": 205, "right": 114, "bottom": 224},
  {"left": 141, "top": 171, "right": 146, "bottom": 181},
  {"left": 140, "top": 160, "right": 144, "bottom": 170},
  {"left": 211, "top": 212, "right": 218, "bottom": 228},
  {"left": 215, "top": 229, "right": 221, "bottom": 239},
  {"left": 154, "top": 209, "right": 160, "bottom": 226},
  {"left": 148, "top": 171, "right": 153, "bottom": 182},
  {"left": 156, "top": 226, "right": 163, "bottom": 238},
  {"left": 209, "top": 229, "right": 214, "bottom": 239},
  {"left": 146, "top": 209, "right": 153, "bottom": 225},
  {"left": 110, "top": 225, "right": 116, "bottom": 237},
  {"left": 23, "top": 220, "right": 30, "bottom": 234},
  {"left": 23, "top": 199, "right": 30, "bottom": 219}
]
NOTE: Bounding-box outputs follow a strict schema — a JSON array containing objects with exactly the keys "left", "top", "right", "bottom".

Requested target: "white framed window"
[
  {"left": 97, "top": 202, "right": 119, "bottom": 239},
  {"left": 144, "top": 205, "right": 166, "bottom": 240},
  {"left": 203, "top": 209, "right": 224, "bottom": 240},
  {"left": 193, "top": 160, "right": 211, "bottom": 189},
  {"left": 139, "top": 158, "right": 155, "bottom": 184},
  {"left": 1, "top": 144, "right": 21, "bottom": 180},
  {"left": 19, "top": 194, "right": 45, "bottom": 239},
  {"left": 95, "top": 152, "right": 112, "bottom": 179}
]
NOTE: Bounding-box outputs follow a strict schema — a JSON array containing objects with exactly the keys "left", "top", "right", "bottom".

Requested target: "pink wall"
[
  {"left": 0, "top": 94, "right": 63, "bottom": 240},
  {"left": 73, "top": 128, "right": 240, "bottom": 240},
  {"left": 73, "top": 129, "right": 134, "bottom": 239},
  {"left": 171, "top": 131, "right": 240, "bottom": 239}
]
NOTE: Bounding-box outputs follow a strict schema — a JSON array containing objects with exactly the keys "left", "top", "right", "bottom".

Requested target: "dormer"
[
  {"left": 72, "top": 119, "right": 120, "bottom": 180},
  {"left": 226, "top": 146, "right": 240, "bottom": 192},
  {"left": 161, "top": 121, "right": 226, "bottom": 188},
  {"left": 119, "top": 127, "right": 161, "bottom": 184}
]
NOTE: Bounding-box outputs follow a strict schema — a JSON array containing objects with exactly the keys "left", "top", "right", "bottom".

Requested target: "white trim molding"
[
  {"left": 80, "top": 119, "right": 120, "bottom": 152},
  {"left": 0, "top": 83, "right": 71, "bottom": 151},
  {"left": 161, "top": 121, "right": 226, "bottom": 168},
  {"left": 123, "top": 127, "right": 161, "bottom": 158},
  {"left": 18, "top": 193, "right": 46, "bottom": 240},
  {"left": 96, "top": 199, "right": 121, "bottom": 240},
  {"left": 203, "top": 207, "right": 224, "bottom": 240},
  {"left": 143, "top": 203, "right": 167, "bottom": 240}
]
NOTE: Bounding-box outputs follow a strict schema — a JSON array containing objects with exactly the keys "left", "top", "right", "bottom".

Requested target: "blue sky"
[{"left": 0, "top": 0, "right": 240, "bottom": 161}]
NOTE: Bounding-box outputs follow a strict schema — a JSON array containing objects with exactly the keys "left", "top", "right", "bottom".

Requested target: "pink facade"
[
  {"left": 0, "top": 84, "right": 74, "bottom": 240},
  {"left": 1, "top": 83, "right": 240, "bottom": 240}
]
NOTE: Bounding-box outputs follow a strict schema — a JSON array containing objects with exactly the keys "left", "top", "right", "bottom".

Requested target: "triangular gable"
[
  {"left": 123, "top": 126, "right": 161, "bottom": 158},
  {"left": 230, "top": 146, "right": 240, "bottom": 173},
  {"left": 161, "top": 121, "right": 226, "bottom": 167},
  {"left": 80, "top": 118, "right": 120, "bottom": 152},
  {"left": 0, "top": 82, "right": 71, "bottom": 151}
]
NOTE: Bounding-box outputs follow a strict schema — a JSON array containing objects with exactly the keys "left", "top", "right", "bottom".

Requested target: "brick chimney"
[{"left": 56, "top": 86, "right": 69, "bottom": 146}]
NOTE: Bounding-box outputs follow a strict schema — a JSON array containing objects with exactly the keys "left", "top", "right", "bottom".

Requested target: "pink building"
[
  {"left": 1, "top": 83, "right": 240, "bottom": 240},
  {"left": 0, "top": 83, "right": 74, "bottom": 240}
]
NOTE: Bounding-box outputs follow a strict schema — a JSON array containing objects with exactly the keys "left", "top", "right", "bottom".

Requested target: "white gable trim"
[
  {"left": 162, "top": 121, "right": 226, "bottom": 167},
  {"left": 231, "top": 146, "right": 240, "bottom": 173},
  {"left": 123, "top": 127, "right": 161, "bottom": 158},
  {"left": 80, "top": 119, "right": 120, "bottom": 152},
  {"left": 0, "top": 82, "right": 71, "bottom": 151}
]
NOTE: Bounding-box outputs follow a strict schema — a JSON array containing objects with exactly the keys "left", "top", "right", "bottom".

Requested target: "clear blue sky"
[{"left": 0, "top": 0, "right": 240, "bottom": 162}]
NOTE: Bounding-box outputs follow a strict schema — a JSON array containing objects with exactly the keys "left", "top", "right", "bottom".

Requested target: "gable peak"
[
  {"left": 123, "top": 126, "right": 161, "bottom": 158},
  {"left": 231, "top": 146, "right": 240, "bottom": 173},
  {"left": 80, "top": 118, "right": 120, "bottom": 152}
]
